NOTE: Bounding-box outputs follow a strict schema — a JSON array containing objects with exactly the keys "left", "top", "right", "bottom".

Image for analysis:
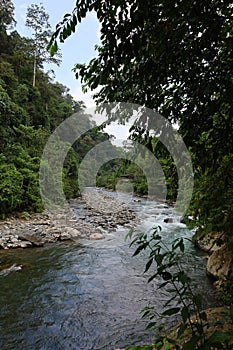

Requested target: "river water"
[{"left": 0, "top": 190, "right": 217, "bottom": 350}]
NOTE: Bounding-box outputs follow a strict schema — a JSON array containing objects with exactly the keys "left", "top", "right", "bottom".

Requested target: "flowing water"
[{"left": 0, "top": 190, "right": 217, "bottom": 350}]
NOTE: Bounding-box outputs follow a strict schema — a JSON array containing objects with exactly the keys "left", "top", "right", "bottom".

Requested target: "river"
[{"left": 0, "top": 189, "right": 218, "bottom": 350}]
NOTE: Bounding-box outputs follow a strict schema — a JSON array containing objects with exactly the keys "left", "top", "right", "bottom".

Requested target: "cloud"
[
  {"left": 72, "top": 84, "right": 100, "bottom": 109},
  {"left": 104, "top": 123, "right": 131, "bottom": 146}
]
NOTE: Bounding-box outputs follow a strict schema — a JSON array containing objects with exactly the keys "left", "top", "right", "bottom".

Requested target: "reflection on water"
[{"left": 0, "top": 193, "right": 217, "bottom": 350}]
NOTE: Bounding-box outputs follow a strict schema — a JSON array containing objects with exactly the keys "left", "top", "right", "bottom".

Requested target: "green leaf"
[
  {"left": 181, "top": 306, "right": 189, "bottom": 323},
  {"left": 154, "top": 253, "right": 165, "bottom": 265},
  {"left": 176, "top": 271, "right": 191, "bottom": 285},
  {"left": 71, "top": 20, "right": 76, "bottom": 33},
  {"left": 148, "top": 273, "right": 158, "bottom": 283},
  {"left": 179, "top": 240, "right": 185, "bottom": 252},
  {"left": 164, "top": 294, "right": 177, "bottom": 307},
  {"left": 161, "top": 271, "right": 172, "bottom": 281},
  {"left": 162, "top": 307, "right": 180, "bottom": 316},
  {"left": 177, "top": 323, "right": 188, "bottom": 337},
  {"left": 133, "top": 243, "right": 147, "bottom": 256},
  {"left": 154, "top": 341, "right": 163, "bottom": 348},
  {"left": 50, "top": 40, "right": 58, "bottom": 56},
  {"left": 200, "top": 311, "right": 207, "bottom": 321},
  {"left": 73, "top": 14, "right": 77, "bottom": 26},
  {"left": 145, "top": 321, "right": 157, "bottom": 330},
  {"left": 144, "top": 258, "right": 153, "bottom": 273},
  {"left": 164, "top": 343, "right": 174, "bottom": 350},
  {"left": 142, "top": 310, "right": 151, "bottom": 318},
  {"left": 158, "top": 281, "right": 170, "bottom": 289},
  {"left": 125, "top": 227, "right": 135, "bottom": 242}
]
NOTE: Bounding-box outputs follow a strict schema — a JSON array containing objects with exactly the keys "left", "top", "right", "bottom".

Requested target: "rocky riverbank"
[
  {"left": 193, "top": 230, "right": 233, "bottom": 289},
  {"left": 0, "top": 189, "right": 136, "bottom": 250}
]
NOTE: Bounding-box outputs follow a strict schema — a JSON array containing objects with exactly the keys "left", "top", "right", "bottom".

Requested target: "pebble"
[{"left": 0, "top": 189, "right": 136, "bottom": 250}]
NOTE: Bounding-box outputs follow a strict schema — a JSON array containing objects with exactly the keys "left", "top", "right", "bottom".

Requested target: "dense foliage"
[
  {"left": 49, "top": 0, "right": 233, "bottom": 241},
  {"left": 0, "top": 2, "right": 110, "bottom": 217},
  {"left": 96, "top": 141, "right": 178, "bottom": 201}
]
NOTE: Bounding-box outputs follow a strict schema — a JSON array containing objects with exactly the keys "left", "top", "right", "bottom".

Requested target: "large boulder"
[
  {"left": 207, "top": 244, "right": 233, "bottom": 285},
  {"left": 193, "top": 231, "right": 233, "bottom": 288},
  {"left": 193, "top": 231, "right": 225, "bottom": 253},
  {"left": 63, "top": 227, "right": 82, "bottom": 238},
  {"left": 18, "top": 232, "right": 44, "bottom": 247},
  {"left": 89, "top": 232, "right": 105, "bottom": 240}
]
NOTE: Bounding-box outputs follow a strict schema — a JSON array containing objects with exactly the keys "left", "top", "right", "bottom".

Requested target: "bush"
[
  {"left": 0, "top": 162, "right": 23, "bottom": 217},
  {"left": 190, "top": 154, "right": 233, "bottom": 241}
]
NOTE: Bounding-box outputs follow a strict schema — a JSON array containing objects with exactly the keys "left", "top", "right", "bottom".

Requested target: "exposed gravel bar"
[{"left": 0, "top": 189, "right": 136, "bottom": 250}]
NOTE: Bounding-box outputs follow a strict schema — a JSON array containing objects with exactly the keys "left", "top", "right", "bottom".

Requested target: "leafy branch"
[{"left": 127, "top": 227, "right": 233, "bottom": 349}]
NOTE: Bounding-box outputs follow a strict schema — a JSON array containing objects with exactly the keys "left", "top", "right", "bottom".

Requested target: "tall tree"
[{"left": 25, "top": 3, "right": 61, "bottom": 87}]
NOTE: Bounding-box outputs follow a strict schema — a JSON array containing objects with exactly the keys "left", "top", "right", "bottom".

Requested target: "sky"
[
  {"left": 12, "top": 0, "right": 101, "bottom": 108},
  {"left": 12, "top": 0, "right": 133, "bottom": 142}
]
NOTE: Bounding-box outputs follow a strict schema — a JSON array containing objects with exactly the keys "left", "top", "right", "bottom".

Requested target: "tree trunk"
[{"left": 33, "top": 50, "right": 36, "bottom": 87}]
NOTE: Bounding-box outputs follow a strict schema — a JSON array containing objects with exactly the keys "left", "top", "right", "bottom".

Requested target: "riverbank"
[
  {"left": 122, "top": 306, "right": 233, "bottom": 350},
  {"left": 0, "top": 189, "right": 136, "bottom": 250},
  {"left": 192, "top": 230, "right": 233, "bottom": 292}
]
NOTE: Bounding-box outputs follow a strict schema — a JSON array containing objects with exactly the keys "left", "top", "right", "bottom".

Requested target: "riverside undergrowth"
[{"left": 126, "top": 227, "right": 233, "bottom": 350}]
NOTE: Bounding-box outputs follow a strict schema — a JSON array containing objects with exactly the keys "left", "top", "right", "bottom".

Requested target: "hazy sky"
[{"left": 12, "top": 0, "right": 101, "bottom": 107}]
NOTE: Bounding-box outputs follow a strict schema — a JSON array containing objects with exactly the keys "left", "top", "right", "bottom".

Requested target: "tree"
[
  {"left": 0, "top": 0, "right": 15, "bottom": 32},
  {"left": 0, "top": 18, "right": 84, "bottom": 216},
  {"left": 0, "top": 0, "right": 16, "bottom": 58},
  {"left": 48, "top": 0, "right": 233, "bottom": 239},
  {"left": 0, "top": 161, "right": 24, "bottom": 217},
  {"left": 48, "top": 0, "right": 232, "bottom": 163},
  {"left": 26, "top": 3, "right": 61, "bottom": 87}
]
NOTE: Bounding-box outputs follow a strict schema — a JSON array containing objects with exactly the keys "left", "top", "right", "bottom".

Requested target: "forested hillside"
[{"left": 0, "top": 1, "right": 112, "bottom": 217}]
